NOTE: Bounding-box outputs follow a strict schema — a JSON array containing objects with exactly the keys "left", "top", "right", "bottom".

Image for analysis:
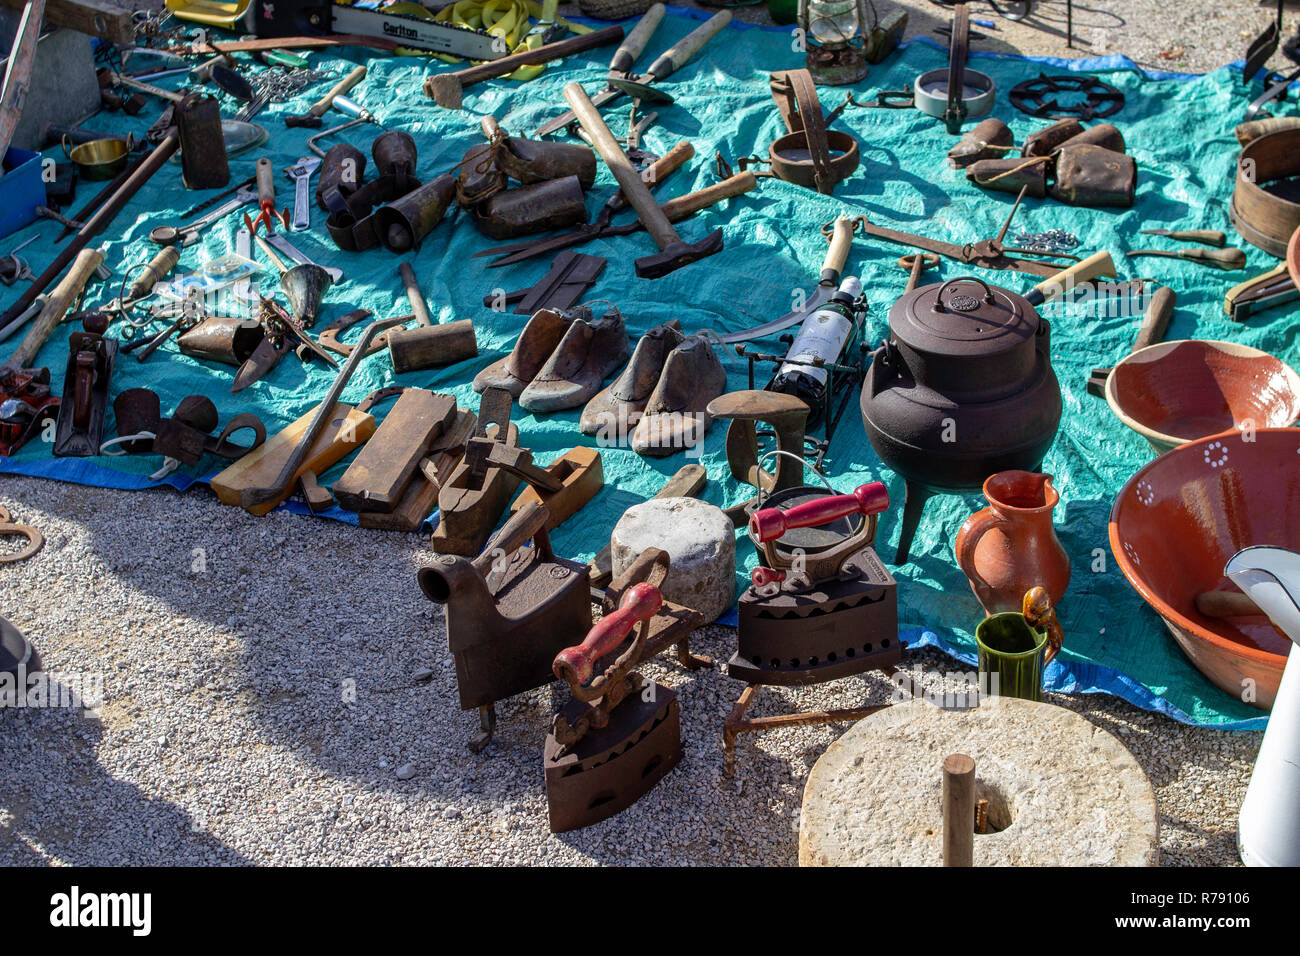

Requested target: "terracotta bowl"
[
  {"left": 1105, "top": 339, "right": 1300, "bottom": 454},
  {"left": 1109, "top": 428, "right": 1300, "bottom": 709}
]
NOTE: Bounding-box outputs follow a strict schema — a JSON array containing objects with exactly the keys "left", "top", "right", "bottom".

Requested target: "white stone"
[
  {"left": 799, "top": 697, "right": 1160, "bottom": 867},
  {"left": 610, "top": 497, "right": 735, "bottom": 623}
]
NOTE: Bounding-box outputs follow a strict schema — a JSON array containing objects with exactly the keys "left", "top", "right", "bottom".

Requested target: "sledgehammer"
[{"left": 563, "top": 82, "right": 723, "bottom": 279}]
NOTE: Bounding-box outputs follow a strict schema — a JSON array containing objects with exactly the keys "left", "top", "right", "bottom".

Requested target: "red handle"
[
  {"left": 749, "top": 482, "right": 889, "bottom": 544},
  {"left": 751, "top": 566, "right": 785, "bottom": 587},
  {"left": 553, "top": 582, "right": 662, "bottom": 686}
]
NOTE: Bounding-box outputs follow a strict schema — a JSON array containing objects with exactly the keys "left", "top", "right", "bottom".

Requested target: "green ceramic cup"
[{"left": 976, "top": 612, "right": 1049, "bottom": 702}]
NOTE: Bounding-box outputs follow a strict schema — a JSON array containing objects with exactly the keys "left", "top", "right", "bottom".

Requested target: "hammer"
[
  {"left": 1086, "top": 284, "right": 1176, "bottom": 397},
  {"left": 563, "top": 82, "right": 724, "bottom": 279},
  {"left": 284, "top": 66, "right": 368, "bottom": 128},
  {"left": 387, "top": 262, "right": 478, "bottom": 373}
]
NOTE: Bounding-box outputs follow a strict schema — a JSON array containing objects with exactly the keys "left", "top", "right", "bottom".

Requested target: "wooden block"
[
  {"left": 0, "top": 0, "right": 136, "bottom": 45},
  {"left": 334, "top": 390, "right": 456, "bottom": 513},
  {"left": 359, "top": 408, "right": 475, "bottom": 533},
  {"left": 510, "top": 446, "right": 604, "bottom": 530},
  {"left": 210, "top": 403, "right": 374, "bottom": 517}
]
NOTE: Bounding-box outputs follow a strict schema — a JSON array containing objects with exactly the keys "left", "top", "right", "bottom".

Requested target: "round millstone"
[
  {"left": 799, "top": 697, "right": 1160, "bottom": 866},
  {"left": 610, "top": 497, "right": 735, "bottom": 623}
]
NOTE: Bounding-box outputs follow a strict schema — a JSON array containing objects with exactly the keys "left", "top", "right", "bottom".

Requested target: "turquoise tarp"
[{"left": 1, "top": 10, "right": 1287, "bottom": 729}]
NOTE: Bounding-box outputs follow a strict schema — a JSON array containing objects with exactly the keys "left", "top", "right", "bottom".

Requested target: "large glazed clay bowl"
[
  {"left": 1105, "top": 340, "right": 1300, "bottom": 454},
  {"left": 1109, "top": 428, "right": 1300, "bottom": 709}
]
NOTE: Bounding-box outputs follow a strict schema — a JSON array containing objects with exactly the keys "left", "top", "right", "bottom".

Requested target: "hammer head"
[
  {"left": 606, "top": 77, "right": 675, "bottom": 106},
  {"left": 635, "top": 228, "right": 724, "bottom": 279},
  {"left": 284, "top": 114, "right": 324, "bottom": 129},
  {"left": 425, "top": 74, "right": 464, "bottom": 110}
]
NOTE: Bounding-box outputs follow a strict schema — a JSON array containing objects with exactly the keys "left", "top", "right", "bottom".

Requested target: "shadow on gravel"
[{"left": 0, "top": 676, "right": 252, "bottom": 866}]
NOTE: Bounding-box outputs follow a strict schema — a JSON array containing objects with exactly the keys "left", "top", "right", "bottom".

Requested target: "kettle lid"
[{"left": 890, "top": 276, "right": 1038, "bottom": 358}]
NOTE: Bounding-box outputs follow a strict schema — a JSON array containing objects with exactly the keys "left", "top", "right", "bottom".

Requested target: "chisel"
[
  {"left": 1126, "top": 247, "right": 1247, "bottom": 271},
  {"left": 1137, "top": 228, "right": 1227, "bottom": 247}
]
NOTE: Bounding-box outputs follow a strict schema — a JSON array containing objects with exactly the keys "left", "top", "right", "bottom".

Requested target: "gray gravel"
[
  {"left": 0, "top": 4, "right": 1267, "bottom": 866},
  {"left": 0, "top": 476, "right": 1259, "bottom": 865}
]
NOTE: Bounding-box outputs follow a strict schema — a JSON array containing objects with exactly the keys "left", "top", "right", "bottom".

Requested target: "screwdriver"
[{"left": 1126, "top": 247, "right": 1247, "bottom": 271}]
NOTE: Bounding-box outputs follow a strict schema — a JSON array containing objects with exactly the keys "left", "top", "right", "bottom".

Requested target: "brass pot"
[{"left": 64, "top": 136, "right": 130, "bottom": 180}]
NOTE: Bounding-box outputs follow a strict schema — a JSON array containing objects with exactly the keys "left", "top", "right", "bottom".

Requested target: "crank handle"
[
  {"left": 553, "top": 582, "right": 662, "bottom": 687},
  {"left": 749, "top": 482, "right": 889, "bottom": 544}
]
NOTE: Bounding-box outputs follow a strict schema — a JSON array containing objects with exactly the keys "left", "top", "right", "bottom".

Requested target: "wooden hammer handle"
[
  {"left": 564, "top": 81, "right": 678, "bottom": 249},
  {"left": 457, "top": 24, "right": 625, "bottom": 88},
  {"left": 1132, "top": 284, "right": 1177, "bottom": 353},
  {"left": 1029, "top": 250, "right": 1116, "bottom": 304},
  {"left": 310, "top": 65, "right": 366, "bottom": 118},
  {"left": 3, "top": 246, "right": 105, "bottom": 372},
  {"left": 553, "top": 582, "right": 662, "bottom": 685},
  {"left": 612, "top": 140, "right": 694, "bottom": 210},
  {"left": 660, "top": 171, "right": 757, "bottom": 222}
]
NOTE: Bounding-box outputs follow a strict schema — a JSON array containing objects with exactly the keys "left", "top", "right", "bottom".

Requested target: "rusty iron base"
[
  {"left": 731, "top": 547, "right": 899, "bottom": 686},
  {"left": 722, "top": 668, "right": 899, "bottom": 777},
  {"left": 545, "top": 682, "right": 682, "bottom": 832}
]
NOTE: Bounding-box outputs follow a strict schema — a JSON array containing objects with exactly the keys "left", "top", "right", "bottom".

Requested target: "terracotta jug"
[{"left": 955, "top": 471, "right": 1070, "bottom": 615}]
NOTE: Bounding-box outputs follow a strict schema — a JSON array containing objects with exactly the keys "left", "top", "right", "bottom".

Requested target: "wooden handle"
[
  {"left": 1196, "top": 590, "right": 1266, "bottom": 618},
  {"left": 643, "top": 9, "right": 730, "bottom": 80},
  {"left": 1165, "top": 229, "right": 1227, "bottom": 247},
  {"left": 1029, "top": 250, "right": 1116, "bottom": 305},
  {"left": 399, "top": 262, "right": 433, "bottom": 328},
  {"left": 471, "top": 500, "right": 550, "bottom": 575},
  {"left": 633, "top": 140, "right": 695, "bottom": 194},
  {"left": 256, "top": 157, "right": 275, "bottom": 205},
  {"left": 4, "top": 246, "right": 104, "bottom": 372},
  {"left": 428, "top": 24, "right": 626, "bottom": 101},
  {"left": 127, "top": 245, "right": 180, "bottom": 301},
  {"left": 749, "top": 482, "right": 889, "bottom": 543},
  {"left": 1130, "top": 247, "right": 1247, "bottom": 270},
  {"left": 311, "top": 65, "right": 366, "bottom": 117},
  {"left": 942, "top": 753, "right": 976, "bottom": 867},
  {"left": 659, "top": 171, "right": 758, "bottom": 222},
  {"left": 553, "top": 582, "right": 662, "bottom": 686},
  {"left": 823, "top": 216, "right": 853, "bottom": 279},
  {"left": 564, "top": 81, "right": 677, "bottom": 248},
  {"left": 609, "top": 3, "right": 665, "bottom": 74},
  {"left": 1132, "top": 284, "right": 1176, "bottom": 352}
]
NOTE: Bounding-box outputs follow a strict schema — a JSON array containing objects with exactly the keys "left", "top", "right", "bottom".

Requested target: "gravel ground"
[
  {"left": 0, "top": 476, "right": 1259, "bottom": 865},
  {"left": 0, "top": 2, "right": 1269, "bottom": 867}
]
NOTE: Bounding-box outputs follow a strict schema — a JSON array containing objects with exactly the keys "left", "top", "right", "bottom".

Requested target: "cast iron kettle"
[{"left": 860, "top": 276, "right": 1062, "bottom": 563}]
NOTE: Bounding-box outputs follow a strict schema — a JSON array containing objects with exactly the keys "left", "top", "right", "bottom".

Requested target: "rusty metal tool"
[
  {"left": 420, "top": 499, "right": 593, "bottom": 752},
  {"left": 546, "top": 549, "right": 708, "bottom": 832},
  {"left": 284, "top": 65, "right": 367, "bottom": 128},
  {"left": 477, "top": 170, "right": 756, "bottom": 269},
  {"left": 716, "top": 216, "right": 854, "bottom": 344},
  {"left": 0, "top": 129, "right": 181, "bottom": 337},
  {"left": 536, "top": 7, "right": 731, "bottom": 138},
  {"left": 1086, "top": 284, "right": 1176, "bottom": 397},
  {"left": 238, "top": 314, "right": 402, "bottom": 510},
  {"left": 424, "top": 24, "right": 627, "bottom": 109},
  {"left": 486, "top": 250, "right": 607, "bottom": 315},
  {"left": 232, "top": 296, "right": 338, "bottom": 392},
  {"left": 829, "top": 184, "right": 1097, "bottom": 280},
  {"left": 1137, "top": 228, "right": 1227, "bottom": 247},
  {"left": 472, "top": 140, "right": 696, "bottom": 266},
  {"left": 149, "top": 185, "right": 259, "bottom": 247},
  {"left": 565, "top": 82, "right": 724, "bottom": 278},
  {"left": 1126, "top": 246, "right": 1247, "bottom": 271},
  {"left": 1224, "top": 263, "right": 1295, "bottom": 321}
]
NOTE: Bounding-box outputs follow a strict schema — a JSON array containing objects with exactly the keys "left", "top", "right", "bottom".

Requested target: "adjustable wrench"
[{"left": 283, "top": 156, "right": 322, "bottom": 232}]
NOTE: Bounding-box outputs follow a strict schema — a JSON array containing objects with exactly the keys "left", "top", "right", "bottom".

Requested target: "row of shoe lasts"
[{"left": 472, "top": 307, "right": 727, "bottom": 457}]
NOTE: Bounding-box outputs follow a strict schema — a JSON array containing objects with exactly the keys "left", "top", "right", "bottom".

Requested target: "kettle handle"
[{"left": 934, "top": 276, "right": 994, "bottom": 311}]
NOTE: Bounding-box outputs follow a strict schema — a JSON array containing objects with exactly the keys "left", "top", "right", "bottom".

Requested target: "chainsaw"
[{"left": 171, "top": 0, "right": 513, "bottom": 60}]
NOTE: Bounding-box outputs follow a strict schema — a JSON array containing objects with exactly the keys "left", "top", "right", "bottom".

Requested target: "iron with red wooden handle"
[
  {"left": 748, "top": 482, "right": 890, "bottom": 544},
  {"left": 553, "top": 582, "right": 663, "bottom": 686}
]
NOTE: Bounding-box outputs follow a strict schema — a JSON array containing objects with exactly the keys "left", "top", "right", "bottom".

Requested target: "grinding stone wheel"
[{"left": 799, "top": 697, "right": 1159, "bottom": 866}]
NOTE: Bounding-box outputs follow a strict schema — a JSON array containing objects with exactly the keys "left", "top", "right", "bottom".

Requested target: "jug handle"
[{"left": 956, "top": 508, "right": 1005, "bottom": 593}]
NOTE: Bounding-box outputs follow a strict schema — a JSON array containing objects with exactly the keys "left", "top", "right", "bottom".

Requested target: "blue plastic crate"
[{"left": 0, "top": 146, "right": 44, "bottom": 241}]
